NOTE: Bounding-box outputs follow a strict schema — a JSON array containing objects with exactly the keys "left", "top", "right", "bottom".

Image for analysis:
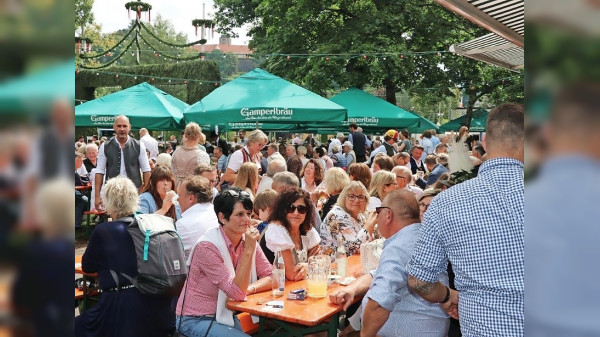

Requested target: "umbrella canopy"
[
  {"left": 324, "top": 88, "right": 420, "bottom": 131},
  {"left": 0, "top": 59, "right": 74, "bottom": 112},
  {"left": 184, "top": 68, "right": 347, "bottom": 126},
  {"left": 75, "top": 82, "right": 187, "bottom": 130},
  {"left": 439, "top": 108, "right": 489, "bottom": 132},
  {"left": 407, "top": 110, "right": 439, "bottom": 133}
]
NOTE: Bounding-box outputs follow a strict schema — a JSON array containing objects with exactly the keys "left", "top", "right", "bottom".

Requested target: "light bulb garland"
[{"left": 76, "top": 68, "right": 226, "bottom": 86}]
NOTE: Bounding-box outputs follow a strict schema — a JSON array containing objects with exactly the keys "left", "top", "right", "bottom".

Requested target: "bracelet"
[
  {"left": 440, "top": 286, "right": 450, "bottom": 304},
  {"left": 249, "top": 284, "right": 256, "bottom": 294}
]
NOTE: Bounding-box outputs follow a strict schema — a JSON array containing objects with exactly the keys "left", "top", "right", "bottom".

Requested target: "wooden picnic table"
[
  {"left": 227, "top": 254, "right": 364, "bottom": 337},
  {"left": 75, "top": 254, "right": 98, "bottom": 313}
]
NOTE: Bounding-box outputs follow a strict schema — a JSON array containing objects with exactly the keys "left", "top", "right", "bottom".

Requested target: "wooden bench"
[
  {"left": 237, "top": 312, "right": 259, "bottom": 335},
  {"left": 82, "top": 210, "right": 107, "bottom": 235}
]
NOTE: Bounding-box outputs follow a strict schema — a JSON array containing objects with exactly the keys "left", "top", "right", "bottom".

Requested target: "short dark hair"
[
  {"left": 349, "top": 122, "right": 358, "bottom": 129},
  {"left": 374, "top": 156, "right": 394, "bottom": 171},
  {"left": 213, "top": 187, "right": 253, "bottom": 226},
  {"left": 473, "top": 145, "right": 486, "bottom": 156},
  {"left": 314, "top": 147, "right": 325, "bottom": 157},
  {"left": 267, "top": 187, "right": 314, "bottom": 236},
  {"left": 486, "top": 103, "right": 524, "bottom": 149}
]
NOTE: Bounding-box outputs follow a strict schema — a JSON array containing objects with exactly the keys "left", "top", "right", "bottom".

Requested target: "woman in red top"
[{"left": 176, "top": 187, "right": 272, "bottom": 337}]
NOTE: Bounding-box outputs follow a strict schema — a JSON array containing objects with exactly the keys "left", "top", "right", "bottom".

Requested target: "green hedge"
[{"left": 75, "top": 59, "right": 221, "bottom": 104}]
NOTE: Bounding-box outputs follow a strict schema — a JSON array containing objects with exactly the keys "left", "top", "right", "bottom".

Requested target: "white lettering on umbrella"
[
  {"left": 90, "top": 115, "right": 117, "bottom": 125},
  {"left": 348, "top": 117, "right": 379, "bottom": 125},
  {"left": 240, "top": 107, "right": 294, "bottom": 120}
]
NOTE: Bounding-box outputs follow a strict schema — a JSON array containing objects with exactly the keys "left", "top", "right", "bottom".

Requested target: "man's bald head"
[{"left": 377, "top": 190, "right": 420, "bottom": 238}]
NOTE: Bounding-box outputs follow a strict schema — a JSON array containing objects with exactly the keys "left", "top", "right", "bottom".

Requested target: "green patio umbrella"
[
  {"left": 407, "top": 110, "right": 439, "bottom": 133},
  {"left": 75, "top": 82, "right": 187, "bottom": 130},
  {"left": 0, "top": 59, "right": 74, "bottom": 112},
  {"left": 312, "top": 88, "right": 420, "bottom": 132},
  {"left": 184, "top": 68, "right": 347, "bottom": 131},
  {"left": 439, "top": 108, "right": 489, "bottom": 132}
]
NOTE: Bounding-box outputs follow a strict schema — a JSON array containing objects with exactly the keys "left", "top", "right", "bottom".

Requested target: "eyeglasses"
[
  {"left": 222, "top": 189, "right": 251, "bottom": 199},
  {"left": 287, "top": 204, "right": 308, "bottom": 214},
  {"left": 375, "top": 206, "right": 391, "bottom": 215},
  {"left": 419, "top": 202, "right": 430, "bottom": 210},
  {"left": 347, "top": 194, "right": 367, "bottom": 202}
]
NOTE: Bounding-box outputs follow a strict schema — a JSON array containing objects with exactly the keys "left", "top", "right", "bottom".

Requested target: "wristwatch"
[{"left": 440, "top": 286, "right": 450, "bottom": 304}]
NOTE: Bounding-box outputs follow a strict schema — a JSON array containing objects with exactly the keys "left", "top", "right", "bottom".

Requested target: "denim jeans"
[{"left": 176, "top": 315, "right": 248, "bottom": 337}]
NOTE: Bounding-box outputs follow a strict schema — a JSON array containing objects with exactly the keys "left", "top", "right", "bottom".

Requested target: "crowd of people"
[{"left": 74, "top": 103, "right": 523, "bottom": 337}]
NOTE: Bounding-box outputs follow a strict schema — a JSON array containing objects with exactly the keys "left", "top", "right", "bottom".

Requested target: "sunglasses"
[
  {"left": 222, "top": 189, "right": 251, "bottom": 199},
  {"left": 375, "top": 206, "right": 391, "bottom": 214},
  {"left": 287, "top": 204, "right": 308, "bottom": 214}
]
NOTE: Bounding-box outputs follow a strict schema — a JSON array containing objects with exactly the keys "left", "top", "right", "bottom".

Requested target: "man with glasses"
[
  {"left": 392, "top": 166, "right": 423, "bottom": 200},
  {"left": 329, "top": 190, "right": 450, "bottom": 337},
  {"left": 194, "top": 163, "right": 220, "bottom": 201}
]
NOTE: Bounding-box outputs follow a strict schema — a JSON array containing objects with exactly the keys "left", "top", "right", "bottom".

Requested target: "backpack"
[
  {"left": 332, "top": 153, "right": 347, "bottom": 169},
  {"left": 113, "top": 214, "right": 188, "bottom": 297}
]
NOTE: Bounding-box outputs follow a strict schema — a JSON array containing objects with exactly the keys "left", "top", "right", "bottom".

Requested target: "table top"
[
  {"left": 75, "top": 254, "right": 98, "bottom": 277},
  {"left": 227, "top": 254, "right": 364, "bottom": 326}
]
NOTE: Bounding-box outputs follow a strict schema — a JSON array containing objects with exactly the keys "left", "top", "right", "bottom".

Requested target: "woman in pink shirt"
[{"left": 175, "top": 187, "right": 272, "bottom": 337}]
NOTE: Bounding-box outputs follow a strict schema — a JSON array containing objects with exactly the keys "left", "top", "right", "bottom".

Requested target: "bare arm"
[
  {"left": 139, "top": 171, "right": 151, "bottom": 193},
  {"left": 222, "top": 167, "right": 237, "bottom": 184},
  {"left": 407, "top": 275, "right": 446, "bottom": 303},
  {"left": 360, "top": 298, "right": 390, "bottom": 337},
  {"left": 281, "top": 249, "right": 306, "bottom": 281},
  {"left": 233, "top": 228, "right": 261, "bottom": 291},
  {"left": 94, "top": 172, "right": 104, "bottom": 210},
  {"left": 329, "top": 273, "right": 373, "bottom": 310}
]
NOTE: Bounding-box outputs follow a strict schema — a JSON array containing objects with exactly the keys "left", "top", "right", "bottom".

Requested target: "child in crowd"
[{"left": 253, "top": 189, "right": 278, "bottom": 233}]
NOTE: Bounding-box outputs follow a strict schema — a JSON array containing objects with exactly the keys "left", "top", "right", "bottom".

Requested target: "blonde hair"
[
  {"left": 323, "top": 167, "right": 350, "bottom": 195},
  {"left": 297, "top": 145, "right": 307, "bottom": 156},
  {"left": 233, "top": 162, "right": 259, "bottom": 196},
  {"left": 184, "top": 122, "right": 205, "bottom": 143},
  {"left": 336, "top": 181, "right": 369, "bottom": 213},
  {"left": 156, "top": 153, "right": 172, "bottom": 168},
  {"left": 246, "top": 129, "right": 268, "bottom": 146},
  {"left": 369, "top": 170, "right": 396, "bottom": 199},
  {"left": 102, "top": 176, "right": 140, "bottom": 218},
  {"left": 37, "top": 178, "right": 74, "bottom": 238}
]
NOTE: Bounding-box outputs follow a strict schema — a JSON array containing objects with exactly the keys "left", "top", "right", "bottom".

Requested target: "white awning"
[
  {"left": 450, "top": 33, "right": 523, "bottom": 71},
  {"left": 434, "top": 0, "right": 524, "bottom": 71}
]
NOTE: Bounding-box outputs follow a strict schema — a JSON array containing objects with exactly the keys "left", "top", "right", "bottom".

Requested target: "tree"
[
  {"left": 75, "top": 0, "right": 95, "bottom": 37},
  {"left": 213, "top": 0, "right": 524, "bottom": 128},
  {"left": 206, "top": 50, "right": 239, "bottom": 77}
]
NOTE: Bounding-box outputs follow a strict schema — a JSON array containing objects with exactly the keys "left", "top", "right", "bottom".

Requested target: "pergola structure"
[{"left": 435, "top": 0, "right": 524, "bottom": 71}]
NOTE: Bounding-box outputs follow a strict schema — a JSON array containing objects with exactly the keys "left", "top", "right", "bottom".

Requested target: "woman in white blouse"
[
  {"left": 264, "top": 187, "right": 320, "bottom": 281},
  {"left": 367, "top": 170, "right": 398, "bottom": 211}
]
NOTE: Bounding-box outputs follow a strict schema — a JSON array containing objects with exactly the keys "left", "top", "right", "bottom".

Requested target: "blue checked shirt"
[
  {"left": 364, "top": 223, "right": 449, "bottom": 337},
  {"left": 407, "top": 158, "right": 524, "bottom": 337}
]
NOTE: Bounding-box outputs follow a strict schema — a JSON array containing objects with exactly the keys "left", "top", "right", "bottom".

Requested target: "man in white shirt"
[
  {"left": 392, "top": 166, "right": 423, "bottom": 200},
  {"left": 328, "top": 132, "right": 344, "bottom": 156},
  {"left": 257, "top": 159, "right": 287, "bottom": 194},
  {"left": 266, "top": 143, "right": 286, "bottom": 166},
  {"left": 139, "top": 128, "right": 159, "bottom": 160},
  {"left": 176, "top": 175, "right": 219, "bottom": 260}
]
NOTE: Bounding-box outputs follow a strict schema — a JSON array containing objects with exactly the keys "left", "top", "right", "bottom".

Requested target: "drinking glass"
[{"left": 307, "top": 255, "right": 330, "bottom": 298}]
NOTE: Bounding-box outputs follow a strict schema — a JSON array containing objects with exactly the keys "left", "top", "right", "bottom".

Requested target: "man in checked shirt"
[{"left": 407, "top": 103, "right": 525, "bottom": 337}]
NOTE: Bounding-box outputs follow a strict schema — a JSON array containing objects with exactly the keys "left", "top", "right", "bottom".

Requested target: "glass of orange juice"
[{"left": 307, "top": 255, "right": 329, "bottom": 298}]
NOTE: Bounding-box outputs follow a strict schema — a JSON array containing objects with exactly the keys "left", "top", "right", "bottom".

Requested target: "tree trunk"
[
  {"left": 384, "top": 79, "right": 396, "bottom": 105},
  {"left": 464, "top": 88, "right": 476, "bottom": 129}
]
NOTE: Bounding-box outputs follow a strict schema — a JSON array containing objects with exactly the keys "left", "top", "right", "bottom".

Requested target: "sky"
[{"left": 92, "top": 0, "right": 251, "bottom": 45}]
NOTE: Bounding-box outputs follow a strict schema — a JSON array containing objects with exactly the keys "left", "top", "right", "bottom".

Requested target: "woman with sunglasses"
[
  {"left": 176, "top": 187, "right": 272, "bottom": 337},
  {"left": 261, "top": 188, "right": 320, "bottom": 281},
  {"left": 320, "top": 181, "right": 377, "bottom": 257},
  {"left": 367, "top": 170, "right": 398, "bottom": 212}
]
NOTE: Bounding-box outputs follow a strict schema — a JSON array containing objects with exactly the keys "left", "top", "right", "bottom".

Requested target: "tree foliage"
[
  {"left": 75, "top": 0, "right": 95, "bottom": 36},
  {"left": 213, "top": 0, "right": 524, "bottom": 128}
]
